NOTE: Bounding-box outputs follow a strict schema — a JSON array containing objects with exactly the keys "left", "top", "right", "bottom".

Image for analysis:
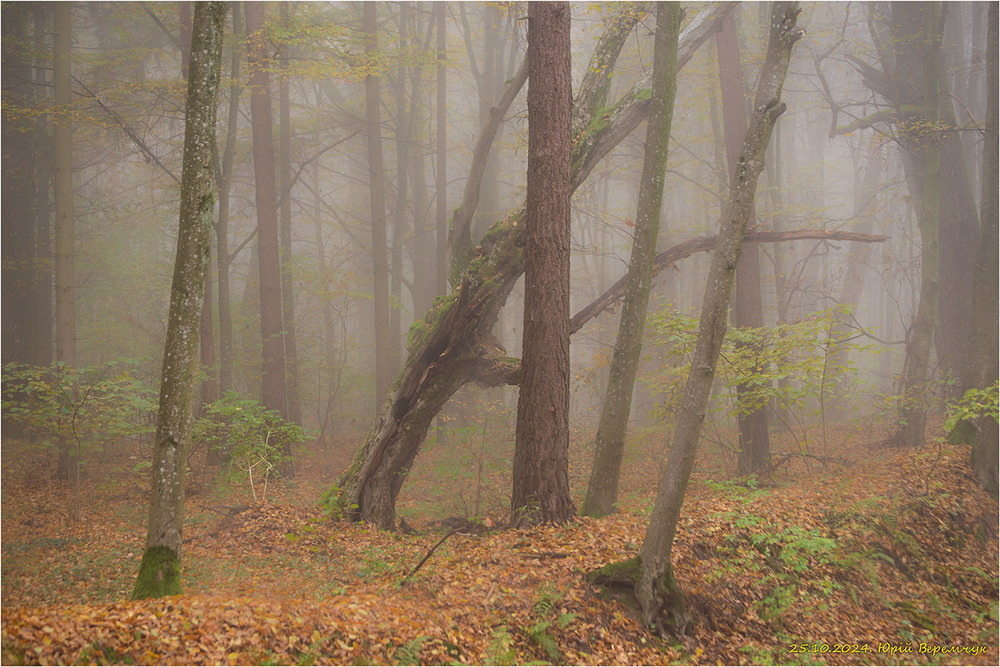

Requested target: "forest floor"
[{"left": 1, "top": 416, "right": 997, "bottom": 665}]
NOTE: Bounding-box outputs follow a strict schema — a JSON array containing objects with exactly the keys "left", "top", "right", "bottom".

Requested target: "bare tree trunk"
[
  {"left": 852, "top": 2, "right": 977, "bottom": 409},
  {"left": 53, "top": 2, "right": 76, "bottom": 369},
  {"left": 390, "top": 3, "right": 412, "bottom": 377},
  {"left": 279, "top": 1, "right": 301, "bottom": 426},
  {"left": 889, "top": 3, "right": 946, "bottom": 448},
  {"left": 435, "top": 3, "right": 448, "bottom": 297},
  {"left": 245, "top": 2, "right": 288, "bottom": 420},
  {"left": 364, "top": 2, "right": 393, "bottom": 407},
  {"left": 582, "top": 3, "right": 681, "bottom": 519},
  {"left": 133, "top": 1, "right": 225, "bottom": 600},
  {"left": 964, "top": 2, "right": 998, "bottom": 497},
  {"left": 30, "top": 5, "right": 54, "bottom": 368},
  {"left": 215, "top": 2, "right": 242, "bottom": 396},
  {"left": 1, "top": 4, "right": 36, "bottom": 366},
  {"left": 511, "top": 1, "right": 574, "bottom": 527},
  {"left": 327, "top": 4, "right": 733, "bottom": 530},
  {"left": 243, "top": 2, "right": 287, "bottom": 422},
  {"left": 715, "top": 9, "right": 770, "bottom": 475},
  {"left": 633, "top": 3, "right": 801, "bottom": 633}
]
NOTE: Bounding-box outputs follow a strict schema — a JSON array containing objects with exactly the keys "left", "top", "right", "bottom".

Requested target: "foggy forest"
[{"left": 1, "top": 1, "right": 997, "bottom": 664}]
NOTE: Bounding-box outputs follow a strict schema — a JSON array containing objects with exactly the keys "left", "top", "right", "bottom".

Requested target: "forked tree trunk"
[
  {"left": 327, "top": 4, "right": 734, "bottom": 530},
  {"left": 582, "top": 3, "right": 681, "bottom": 519},
  {"left": 633, "top": 2, "right": 801, "bottom": 633},
  {"left": 133, "top": 1, "right": 225, "bottom": 600}
]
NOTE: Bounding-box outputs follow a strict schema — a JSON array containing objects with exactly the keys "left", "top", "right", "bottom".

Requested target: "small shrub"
[{"left": 192, "top": 392, "right": 304, "bottom": 501}]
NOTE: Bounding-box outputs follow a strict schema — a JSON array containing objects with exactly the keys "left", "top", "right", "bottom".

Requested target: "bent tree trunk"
[
  {"left": 133, "top": 1, "right": 225, "bottom": 600},
  {"left": 633, "top": 3, "right": 802, "bottom": 633},
  {"left": 582, "top": 2, "right": 681, "bottom": 519},
  {"left": 326, "top": 4, "right": 733, "bottom": 530}
]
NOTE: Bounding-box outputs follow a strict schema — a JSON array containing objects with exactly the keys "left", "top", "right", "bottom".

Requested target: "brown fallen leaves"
[{"left": 2, "top": 423, "right": 998, "bottom": 665}]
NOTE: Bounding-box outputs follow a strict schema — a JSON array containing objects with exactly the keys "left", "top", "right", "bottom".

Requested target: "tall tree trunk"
[
  {"left": 582, "top": 3, "right": 681, "bottom": 519},
  {"left": 279, "top": 1, "right": 301, "bottom": 425},
  {"left": 715, "top": 9, "right": 770, "bottom": 475},
  {"left": 852, "top": 2, "right": 977, "bottom": 408},
  {"left": 963, "top": 2, "right": 998, "bottom": 497},
  {"left": 888, "top": 3, "right": 946, "bottom": 447},
  {"left": 53, "top": 2, "right": 76, "bottom": 369},
  {"left": 364, "top": 2, "right": 393, "bottom": 408},
  {"left": 633, "top": 3, "right": 801, "bottom": 633},
  {"left": 1, "top": 4, "right": 36, "bottom": 366},
  {"left": 390, "top": 2, "right": 411, "bottom": 379},
  {"left": 30, "top": 4, "right": 54, "bottom": 368},
  {"left": 245, "top": 2, "right": 288, "bottom": 419},
  {"left": 132, "top": 1, "right": 225, "bottom": 600},
  {"left": 511, "top": 1, "right": 574, "bottom": 527},
  {"left": 327, "top": 4, "right": 732, "bottom": 531},
  {"left": 435, "top": 3, "right": 448, "bottom": 297},
  {"left": 215, "top": 2, "right": 242, "bottom": 396}
]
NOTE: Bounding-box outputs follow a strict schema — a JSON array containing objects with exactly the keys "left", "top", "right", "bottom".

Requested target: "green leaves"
[
  {"left": 643, "top": 305, "right": 875, "bottom": 424},
  {"left": 192, "top": 391, "right": 305, "bottom": 499},
  {"left": 1, "top": 359, "right": 156, "bottom": 453}
]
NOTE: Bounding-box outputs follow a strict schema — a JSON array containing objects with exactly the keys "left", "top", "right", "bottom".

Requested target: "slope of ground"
[{"left": 1, "top": 421, "right": 997, "bottom": 665}]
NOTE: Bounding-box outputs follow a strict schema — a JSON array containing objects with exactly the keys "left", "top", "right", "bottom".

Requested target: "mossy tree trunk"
[
  {"left": 133, "top": 1, "right": 226, "bottom": 601},
  {"left": 582, "top": 3, "right": 681, "bottom": 519},
  {"left": 328, "top": 4, "right": 733, "bottom": 531},
  {"left": 634, "top": 3, "right": 802, "bottom": 633}
]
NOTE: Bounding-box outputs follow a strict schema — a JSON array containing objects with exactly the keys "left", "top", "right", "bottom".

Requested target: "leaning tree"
[{"left": 326, "top": 3, "right": 735, "bottom": 530}]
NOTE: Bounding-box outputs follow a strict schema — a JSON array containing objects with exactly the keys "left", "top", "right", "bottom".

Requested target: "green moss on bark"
[{"left": 131, "top": 545, "right": 181, "bottom": 600}]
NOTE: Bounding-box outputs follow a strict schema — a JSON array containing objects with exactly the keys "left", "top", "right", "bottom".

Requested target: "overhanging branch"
[{"left": 570, "top": 229, "right": 889, "bottom": 333}]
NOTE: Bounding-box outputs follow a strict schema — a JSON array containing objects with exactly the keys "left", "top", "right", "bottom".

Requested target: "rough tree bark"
[
  {"left": 582, "top": 3, "right": 681, "bottom": 519},
  {"left": 326, "top": 4, "right": 734, "bottom": 531},
  {"left": 511, "top": 1, "right": 574, "bottom": 526},
  {"left": 245, "top": 2, "right": 288, "bottom": 419},
  {"left": 133, "top": 1, "right": 226, "bottom": 600},
  {"left": 629, "top": 2, "right": 802, "bottom": 633}
]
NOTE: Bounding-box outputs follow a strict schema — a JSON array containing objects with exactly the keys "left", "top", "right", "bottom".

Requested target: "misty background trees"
[{"left": 2, "top": 0, "right": 996, "bottom": 541}]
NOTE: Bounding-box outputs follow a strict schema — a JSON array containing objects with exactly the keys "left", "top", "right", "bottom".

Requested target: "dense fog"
[{"left": 2, "top": 1, "right": 993, "bottom": 463}]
